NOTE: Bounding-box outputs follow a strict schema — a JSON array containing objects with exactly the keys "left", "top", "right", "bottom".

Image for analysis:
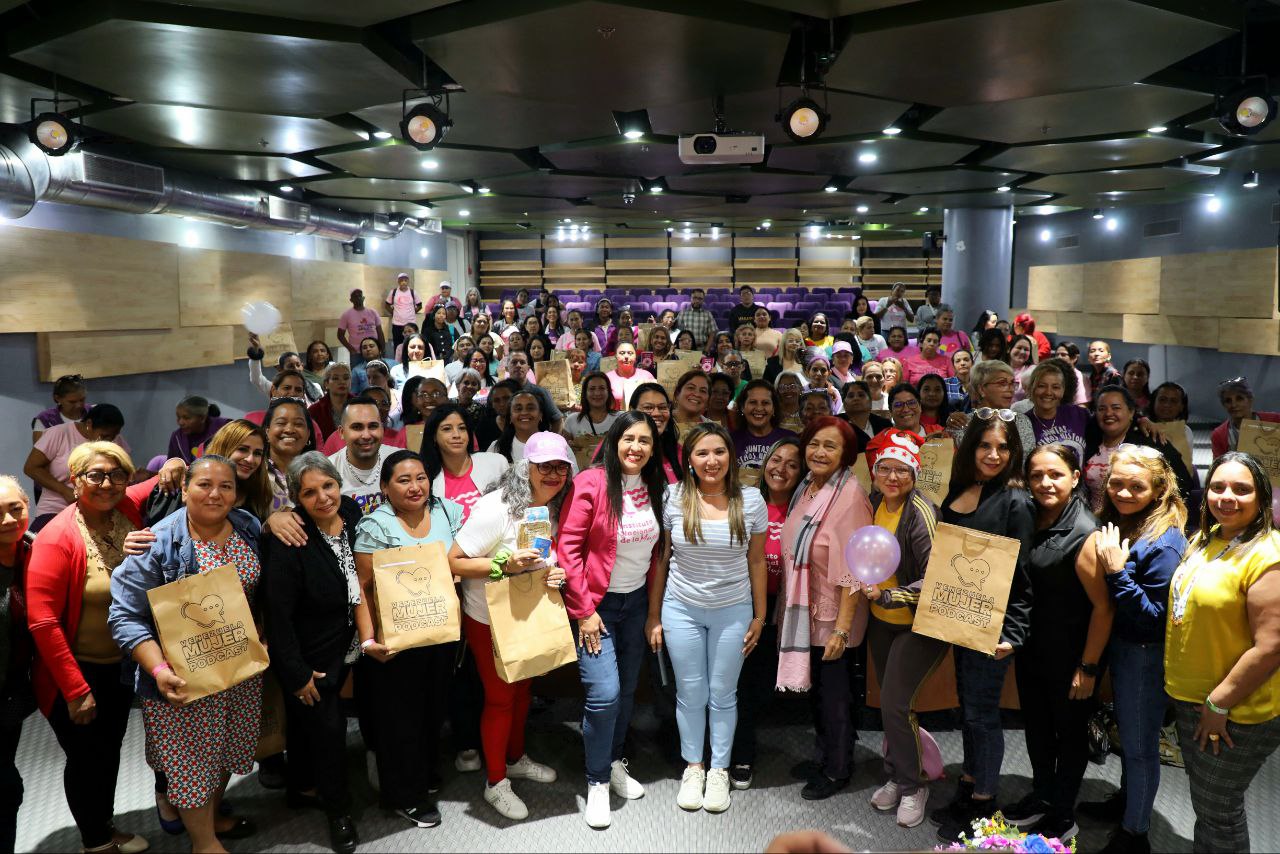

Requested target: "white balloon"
[{"left": 241, "top": 301, "right": 282, "bottom": 336}]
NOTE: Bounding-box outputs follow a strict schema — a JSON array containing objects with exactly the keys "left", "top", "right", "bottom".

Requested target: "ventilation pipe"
[{"left": 0, "top": 127, "right": 437, "bottom": 242}]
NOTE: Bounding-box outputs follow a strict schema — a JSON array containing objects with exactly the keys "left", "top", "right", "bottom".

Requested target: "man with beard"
[{"left": 327, "top": 396, "right": 397, "bottom": 514}]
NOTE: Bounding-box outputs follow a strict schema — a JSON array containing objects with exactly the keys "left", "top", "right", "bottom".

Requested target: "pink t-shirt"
[
  {"left": 339, "top": 307, "right": 381, "bottom": 348},
  {"left": 605, "top": 367, "right": 655, "bottom": 408},
  {"left": 904, "top": 352, "right": 955, "bottom": 384},
  {"left": 765, "top": 501, "right": 786, "bottom": 595},
  {"left": 937, "top": 330, "right": 970, "bottom": 356},
  {"left": 443, "top": 467, "right": 483, "bottom": 525},
  {"left": 386, "top": 287, "right": 419, "bottom": 326},
  {"left": 33, "top": 422, "right": 132, "bottom": 517}
]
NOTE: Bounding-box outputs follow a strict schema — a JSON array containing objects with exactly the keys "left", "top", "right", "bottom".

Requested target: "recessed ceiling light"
[
  {"left": 420, "top": 247, "right": 429, "bottom": 257},
  {"left": 858, "top": 152, "right": 878, "bottom": 164},
  {"left": 1092, "top": 208, "right": 1104, "bottom": 220},
  {"left": 422, "top": 159, "right": 439, "bottom": 169},
  {"left": 1105, "top": 217, "right": 1118, "bottom": 231},
  {"left": 623, "top": 129, "right": 644, "bottom": 139},
  {"left": 1039, "top": 228, "right": 1051, "bottom": 242},
  {"left": 996, "top": 186, "right": 1011, "bottom": 193},
  {"left": 650, "top": 185, "right": 663, "bottom": 194},
  {"left": 477, "top": 186, "right": 491, "bottom": 194},
  {"left": 293, "top": 244, "right": 306, "bottom": 258},
  {"left": 918, "top": 206, "right": 929, "bottom": 212},
  {"left": 1147, "top": 125, "right": 1167, "bottom": 134},
  {"left": 371, "top": 130, "right": 392, "bottom": 140},
  {"left": 1244, "top": 171, "right": 1260, "bottom": 188},
  {"left": 855, "top": 205, "right": 870, "bottom": 214},
  {"left": 459, "top": 209, "right": 471, "bottom": 217},
  {"left": 370, "top": 237, "right": 381, "bottom": 249},
  {"left": 279, "top": 185, "right": 295, "bottom": 193},
  {"left": 1205, "top": 196, "right": 1222, "bottom": 213},
  {"left": 882, "top": 126, "right": 902, "bottom": 135},
  {"left": 823, "top": 184, "right": 839, "bottom": 193}
]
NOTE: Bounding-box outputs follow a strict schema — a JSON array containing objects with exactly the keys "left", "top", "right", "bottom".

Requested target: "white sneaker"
[
  {"left": 897, "top": 786, "right": 929, "bottom": 828},
  {"left": 870, "top": 780, "right": 902, "bottom": 812},
  {"left": 610, "top": 759, "right": 646, "bottom": 799},
  {"left": 584, "top": 782, "right": 611, "bottom": 829},
  {"left": 703, "top": 768, "right": 731, "bottom": 813},
  {"left": 677, "top": 767, "right": 705, "bottom": 811},
  {"left": 366, "top": 751, "right": 379, "bottom": 792},
  {"left": 506, "top": 754, "right": 557, "bottom": 783},
  {"left": 455, "top": 749, "right": 482, "bottom": 773},
  {"left": 484, "top": 778, "right": 529, "bottom": 821}
]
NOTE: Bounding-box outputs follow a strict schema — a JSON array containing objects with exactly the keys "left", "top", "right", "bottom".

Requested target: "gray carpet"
[{"left": 14, "top": 690, "right": 1280, "bottom": 853}]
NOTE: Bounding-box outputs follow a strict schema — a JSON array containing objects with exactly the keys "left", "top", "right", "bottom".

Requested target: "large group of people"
[{"left": 3, "top": 279, "right": 1279, "bottom": 854}]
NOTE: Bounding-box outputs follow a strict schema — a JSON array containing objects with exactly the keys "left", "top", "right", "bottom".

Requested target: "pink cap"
[
  {"left": 397, "top": 272, "right": 410, "bottom": 280},
  {"left": 831, "top": 341, "right": 853, "bottom": 356},
  {"left": 523, "top": 431, "right": 573, "bottom": 465}
]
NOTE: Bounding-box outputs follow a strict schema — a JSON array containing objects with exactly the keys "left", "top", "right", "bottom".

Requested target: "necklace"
[
  {"left": 1171, "top": 535, "right": 1241, "bottom": 625},
  {"left": 341, "top": 452, "right": 380, "bottom": 488},
  {"left": 699, "top": 487, "right": 726, "bottom": 498}
]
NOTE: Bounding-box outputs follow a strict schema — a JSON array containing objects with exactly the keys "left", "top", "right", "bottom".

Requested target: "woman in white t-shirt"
[
  {"left": 558, "top": 411, "right": 667, "bottom": 827},
  {"left": 647, "top": 423, "right": 768, "bottom": 815},
  {"left": 447, "top": 432, "right": 573, "bottom": 822},
  {"left": 487, "top": 390, "right": 549, "bottom": 463},
  {"left": 562, "top": 372, "right": 620, "bottom": 438}
]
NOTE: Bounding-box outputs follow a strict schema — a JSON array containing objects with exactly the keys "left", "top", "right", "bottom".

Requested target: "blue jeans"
[
  {"left": 1109, "top": 638, "right": 1166, "bottom": 834},
  {"left": 661, "top": 595, "right": 752, "bottom": 769},
  {"left": 576, "top": 588, "right": 649, "bottom": 784},
  {"left": 955, "top": 646, "right": 1012, "bottom": 797}
]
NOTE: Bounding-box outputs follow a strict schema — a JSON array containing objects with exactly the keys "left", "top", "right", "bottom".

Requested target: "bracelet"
[
  {"left": 150, "top": 662, "right": 172, "bottom": 678},
  {"left": 489, "top": 547, "right": 514, "bottom": 580},
  {"left": 360, "top": 639, "right": 375, "bottom": 650},
  {"left": 831, "top": 629, "right": 850, "bottom": 643},
  {"left": 1206, "top": 696, "right": 1230, "bottom": 715},
  {"left": 751, "top": 616, "right": 765, "bottom": 624}
]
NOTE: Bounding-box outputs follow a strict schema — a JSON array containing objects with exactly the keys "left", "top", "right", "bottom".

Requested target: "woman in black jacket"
[
  {"left": 933, "top": 411, "right": 1037, "bottom": 844},
  {"left": 261, "top": 451, "right": 366, "bottom": 854},
  {"left": 858, "top": 429, "right": 943, "bottom": 829}
]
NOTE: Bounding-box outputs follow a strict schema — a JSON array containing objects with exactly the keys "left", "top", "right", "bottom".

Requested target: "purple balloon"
[
  {"left": 1272, "top": 491, "right": 1280, "bottom": 526},
  {"left": 844, "top": 525, "right": 901, "bottom": 587}
]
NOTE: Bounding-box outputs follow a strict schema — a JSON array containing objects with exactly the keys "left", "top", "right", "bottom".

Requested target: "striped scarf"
[{"left": 777, "top": 467, "right": 851, "bottom": 692}]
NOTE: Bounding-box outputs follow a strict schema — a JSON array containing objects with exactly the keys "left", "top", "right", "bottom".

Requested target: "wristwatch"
[{"left": 1078, "top": 661, "right": 1099, "bottom": 678}]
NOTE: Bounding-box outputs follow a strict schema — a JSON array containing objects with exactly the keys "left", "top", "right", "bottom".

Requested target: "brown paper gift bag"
[
  {"left": 404, "top": 424, "right": 424, "bottom": 454},
  {"left": 256, "top": 670, "right": 286, "bottom": 760},
  {"left": 851, "top": 454, "right": 872, "bottom": 494},
  {"left": 535, "top": 358, "right": 575, "bottom": 411},
  {"left": 485, "top": 567, "right": 577, "bottom": 683},
  {"left": 568, "top": 434, "right": 600, "bottom": 471},
  {"left": 1239, "top": 418, "right": 1280, "bottom": 486},
  {"left": 1160, "top": 420, "right": 1192, "bottom": 473},
  {"left": 146, "top": 562, "right": 270, "bottom": 704},
  {"left": 916, "top": 437, "right": 955, "bottom": 506},
  {"left": 911, "top": 523, "right": 1021, "bottom": 655},
  {"left": 408, "top": 359, "right": 446, "bottom": 381},
  {"left": 371, "top": 542, "right": 461, "bottom": 651}
]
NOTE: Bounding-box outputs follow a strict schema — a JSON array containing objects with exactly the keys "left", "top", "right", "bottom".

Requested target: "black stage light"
[
  {"left": 778, "top": 97, "right": 828, "bottom": 143},
  {"left": 400, "top": 101, "right": 452, "bottom": 151},
  {"left": 1218, "top": 83, "right": 1276, "bottom": 136},
  {"left": 28, "top": 111, "right": 79, "bottom": 156}
]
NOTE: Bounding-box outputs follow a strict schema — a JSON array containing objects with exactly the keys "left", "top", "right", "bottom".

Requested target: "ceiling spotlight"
[
  {"left": 477, "top": 186, "right": 491, "bottom": 194},
  {"left": 1039, "top": 228, "right": 1052, "bottom": 242},
  {"left": 918, "top": 206, "right": 929, "bottom": 212},
  {"left": 1205, "top": 196, "right": 1222, "bottom": 213},
  {"left": 422, "top": 159, "right": 439, "bottom": 170},
  {"left": 399, "top": 97, "right": 452, "bottom": 151},
  {"left": 1146, "top": 125, "right": 1168, "bottom": 134},
  {"left": 420, "top": 247, "right": 429, "bottom": 258},
  {"left": 28, "top": 111, "right": 79, "bottom": 156},
  {"left": 882, "top": 126, "right": 902, "bottom": 135},
  {"left": 996, "top": 186, "right": 1011, "bottom": 193},
  {"left": 1218, "top": 83, "right": 1276, "bottom": 136},
  {"left": 279, "top": 184, "right": 295, "bottom": 193},
  {"left": 613, "top": 108, "right": 652, "bottom": 141},
  {"left": 459, "top": 209, "right": 470, "bottom": 217},
  {"left": 1105, "top": 217, "right": 1118, "bottom": 232},
  {"left": 858, "top": 152, "right": 878, "bottom": 164},
  {"left": 1092, "top": 208, "right": 1104, "bottom": 220},
  {"left": 623, "top": 130, "right": 644, "bottom": 139},
  {"left": 1244, "top": 170, "right": 1260, "bottom": 188},
  {"left": 711, "top": 226, "right": 720, "bottom": 240},
  {"left": 666, "top": 226, "right": 674, "bottom": 233},
  {"left": 371, "top": 130, "right": 393, "bottom": 140},
  {"left": 778, "top": 97, "right": 829, "bottom": 143},
  {"left": 809, "top": 224, "right": 821, "bottom": 239},
  {"left": 855, "top": 204, "right": 870, "bottom": 214},
  {"left": 761, "top": 220, "right": 772, "bottom": 229},
  {"left": 649, "top": 183, "right": 664, "bottom": 194}
]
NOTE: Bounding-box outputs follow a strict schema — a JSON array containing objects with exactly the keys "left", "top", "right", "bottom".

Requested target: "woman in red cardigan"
[
  {"left": 1212, "top": 376, "right": 1280, "bottom": 459},
  {"left": 26, "top": 442, "right": 176, "bottom": 854},
  {"left": 0, "top": 475, "right": 33, "bottom": 854},
  {"left": 558, "top": 411, "right": 667, "bottom": 829}
]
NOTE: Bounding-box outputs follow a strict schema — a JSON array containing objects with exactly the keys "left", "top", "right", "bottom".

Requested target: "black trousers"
[
  {"left": 46, "top": 661, "right": 133, "bottom": 848},
  {"left": 355, "top": 645, "right": 450, "bottom": 809},
  {"left": 731, "top": 594, "right": 778, "bottom": 767},
  {"left": 0, "top": 714, "right": 23, "bottom": 853},
  {"left": 1016, "top": 633, "right": 1093, "bottom": 817},
  {"left": 285, "top": 665, "right": 352, "bottom": 816},
  {"left": 447, "top": 642, "right": 482, "bottom": 753},
  {"left": 810, "top": 645, "right": 858, "bottom": 781}
]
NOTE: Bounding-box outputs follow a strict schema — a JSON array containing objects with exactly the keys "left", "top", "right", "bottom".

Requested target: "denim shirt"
[
  {"left": 108, "top": 507, "right": 262, "bottom": 701},
  {"left": 1105, "top": 525, "right": 1188, "bottom": 645}
]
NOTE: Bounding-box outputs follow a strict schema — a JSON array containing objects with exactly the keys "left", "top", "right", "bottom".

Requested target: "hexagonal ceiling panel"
[
  {"left": 416, "top": 2, "right": 789, "bottom": 109},
  {"left": 1197, "top": 142, "right": 1280, "bottom": 172},
  {"left": 824, "top": 0, "right": 1232, "bottom": 106},
  {"left": 87, "top": 103, "right": 360, "bottom": 152},
  {"left": 591, "top": 193, "right": 720, "bottom": 212},
  {"left": 850, "top": 168, "right": 1023, "bottom": 195},
  {"left": 0, "top": 72, "right": 61, "bottom": 125},
  {"left": 920, "top": 83, "right": 1213, "bottom": 145},
  {"left": 667, "top": 169, "right": 828, "bottom": 196},
  {"left": 767, "top": 138, "right": 976, "bottom": 175},
  {"left": 429, "top": 195, "right": 573, "bottom": 217},
  {"left": 144, "top": 150, "right": 332, "bottom": 182},
  {"left": 322, "top": 198, "right": 438, "bottom": 218},
  {"left": 303, "top": 176, "right": 461, "bottom": 200},
  {"left": 318, "top": 143, "right": 526, "bottom": 182},
  {"left": 982, "top": 136, "right": 1218, "bottom": 173},
  {"left": 14, "top": 20, "right": 408, "bottom": 117},
  {"left": 477, "top": 172, "right": 642, "bottom": 198},
  {"left": 356, "top": 93, "right": 618, "bottom": 150},
  {"left": 1021, "top": 167, "right": 1212, "bottom": 195},
  {"left": 157, "top": 0, "right": 457, "bottom": 26},
  {"left": 543, "top": 141, "right": 684, "bottom": 179}
]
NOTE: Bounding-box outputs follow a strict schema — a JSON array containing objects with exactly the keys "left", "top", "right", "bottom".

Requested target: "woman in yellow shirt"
[{"left": 1165, "top": 452, "right": 1280, "bottom": 854}]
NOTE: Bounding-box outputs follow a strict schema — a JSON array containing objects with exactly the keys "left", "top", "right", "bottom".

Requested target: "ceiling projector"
[{"left": 678, "top": 132, "right": 765, "bottom": 165}]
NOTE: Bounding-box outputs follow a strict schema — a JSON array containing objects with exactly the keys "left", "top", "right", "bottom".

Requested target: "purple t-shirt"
[
  {"left": 731, "top": 427, "right": 792, "bottom": 470},
  {"left": 1027, "top": 406, "right": 1089, "bottom": 463}
]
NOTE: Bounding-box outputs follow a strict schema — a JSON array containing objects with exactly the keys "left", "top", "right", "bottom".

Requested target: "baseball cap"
[
  {"left": 397, "top": 272, "right": 410, "bottom": 280},
  {"left": 831, "top": 341, "right": 853, "bottom": 356},
  {"left": 523, "top": 431, "right": 573, "bottom": 465},
  {"left": 439, "top": 280, "right": 452, "bottom": 290}
]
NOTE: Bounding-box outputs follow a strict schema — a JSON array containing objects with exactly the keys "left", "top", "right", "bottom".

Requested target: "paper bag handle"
[
  {"left": 509, "top": 571, "right": 538, "bottom": 592},
  {"left": 959, "top": 531, "right": 997, "bottom": 556}
]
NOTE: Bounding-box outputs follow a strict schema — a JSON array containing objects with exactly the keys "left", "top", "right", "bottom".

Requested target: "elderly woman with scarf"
[{"left": 778, "top": 416, "right": 873, "bottom": 801}]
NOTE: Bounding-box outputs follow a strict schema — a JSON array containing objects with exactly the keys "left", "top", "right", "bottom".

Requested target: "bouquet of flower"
[{"left": 936, "top": 813, "right": 1076, "bottom": 853}]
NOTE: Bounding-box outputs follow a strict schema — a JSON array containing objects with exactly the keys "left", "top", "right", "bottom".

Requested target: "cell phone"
[{"left": 531, "top": 535, "right": 552, "bottom": 560}]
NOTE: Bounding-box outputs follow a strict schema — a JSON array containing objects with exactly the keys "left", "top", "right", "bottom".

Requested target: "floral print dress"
[{"left": 141, "top": 533, "right": 263, "bottom": 810}]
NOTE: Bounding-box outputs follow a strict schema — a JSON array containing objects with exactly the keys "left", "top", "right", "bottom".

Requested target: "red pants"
[{"left": 463, "top": 615, "right": 533, "bottom": 784}]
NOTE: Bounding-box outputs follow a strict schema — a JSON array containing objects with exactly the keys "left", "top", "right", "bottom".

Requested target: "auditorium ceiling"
[{"left": 1, "top": 0, "right": 1274, "bottom": 235}]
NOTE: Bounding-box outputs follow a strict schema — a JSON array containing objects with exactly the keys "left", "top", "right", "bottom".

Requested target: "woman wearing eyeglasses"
[
  {"left": 946, "top": 361, "right": 1036, "bottom": 462},
  {"left": 448, "top": 434, "right": 573, "bottom": 821},
  {"left": 628, "top": 383, "right": 682, "bottom": 484},
  {"left": 1083, "top": 387, "right": 1193, "bottom": 515},
  {"left": 1164, "top": 452, "right": 1280, "bottom": 854},
  {"left": 26, "top": 443, "right": 164, "bottom": 854},
  {"left": 933, "top": 413, "right": 1036, "bottom": 844},
  {"left": 857, "top": 429, "right": 944, "bottom": 829}
]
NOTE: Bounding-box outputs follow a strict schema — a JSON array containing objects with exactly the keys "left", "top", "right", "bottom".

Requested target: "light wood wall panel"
[
  {"left": 734, "top": 236, "right": 797, "bottom": 248},
  {"left": 1123, "top": 314, "right": 1220, "bottom": 350},
  {"left": 1053, "top": 311, "right": 1123, "bottom": 340},
  {"left": 414, "top": 268, "right": 452, "bottom": 302},
  {"left": 0, "top": 226, "right": 179, "bottom": 333},
  {"left": 361, "top": 265, "right": 406, "bottom": 304},
  {"left": 37, "top": 326, "right": 234, "bottom": 381},
  {"left": 1081, "top": 258, "right": 1160, "bottom": 315},
  {"left": 1027, "top": 264, "right": 1083, "bottom": 313},
  {"left": 605, "top": 237, "right": 667, "bottom": 248},
  {"left": 291, "top": 259, "right": 364, "bottom": 320},
  {"left": 1159, "top": 248, "right": 1276, "bottom": 319},
  {"left": 479, "top": 239, "right": 541, "bottom": 250},
  {"left": 178, "top": 249, "right": 292, "bottom": 327},
  {"left": 234, "top": 326, "right": 299, "bottom": 364},
  {"left": 1219, "top": 318, "right": 1280, "bottom": 356}
]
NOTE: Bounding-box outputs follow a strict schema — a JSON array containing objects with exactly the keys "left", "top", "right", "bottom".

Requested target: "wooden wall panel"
[
  {"left": 414, "top": 268, "right": 451, "bottom": 302},
  {"left": 1026, "top": 264, "right": 1083, "bottom": 313},
  {"left": 1218, "top": 318, "right": 1280, "bottom": 356},
  {"left": 1122, "top": 314, "right": 1219, "bottom": 350},
  {"left": 233, "top": 326, "right": 299, "bottom": 363},
  {"left": 1081, "top": 258, "right": 1160, "bottom": 315},
  {"left": 479, "top": 239, "right": 541, "bottom": 250},
  {"left": 605, "top": 237, "right": 667, "bottom": 248},
  {"left": 1159, "top": 248, "right": 1276, "bottom": 319},
  {"left": 361, "top": 265, "right": 405, "bottom": 304},
  {"left": 178, "top": 249, "right": 292, "bottom": 327},
  {"left": 291, "top": 259, "right": 363, "bottom": 320},
  {"left": 734, "top": 236, "right": 797, "bottom": 248},
  {"left": 0, "top": 226, "right": 179, "bottom": 333},
  {"left": 37, "top": 327, "right": 234, "bottom": 381},
  {"left": 1053, "top": 311, "right": 1123, "bottom": 339}
]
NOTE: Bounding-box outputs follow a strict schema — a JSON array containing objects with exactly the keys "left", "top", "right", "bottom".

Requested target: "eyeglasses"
[
  {"left": 638, "top": 403, "right": 670, "bottom": 415},
  {"left": 984, "top": 378, "right": 1015, "bottom": 390},
  {"left": 724, "top": 361, "right": 744, "bottom": 369},
  {"left": 535, "top": 461, "right": 571, "bottom": 476},
  {"left": 975, "top": 407, "right": 1017, "bottom": 422},
  {"left": 416, "top": 388, "right": 448, "bottom": 399},
  {"left": 80, "top": 469, "right": 129, "bottom": 486},
  {"left": 891, "top": 399, "right": 920, "bottom": 410},
  {"left": 874, "top": 464, "right": 915, "bottom": 479}
]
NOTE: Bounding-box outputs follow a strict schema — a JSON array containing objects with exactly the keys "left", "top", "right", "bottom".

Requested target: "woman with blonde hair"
[
  {"left": 764, "top": 328, "right": 806, "bottom": 383},
  {"left": 880, "top": 357, "right": 905, "bottom": 391}
]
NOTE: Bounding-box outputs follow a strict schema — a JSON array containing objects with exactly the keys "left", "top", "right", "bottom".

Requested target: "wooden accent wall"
[{"left": 3, "top": 224, "right": 446, "bottom": 380}]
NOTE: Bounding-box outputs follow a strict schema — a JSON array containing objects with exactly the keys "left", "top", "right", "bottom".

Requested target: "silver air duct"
[{"left": 0, "top": 127, "right": 436, "bottom": 242}]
